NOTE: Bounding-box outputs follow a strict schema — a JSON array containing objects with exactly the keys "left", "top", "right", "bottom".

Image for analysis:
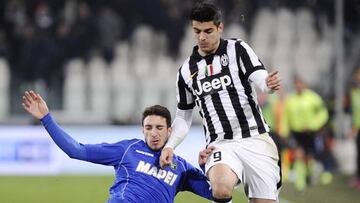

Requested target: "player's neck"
[{"left": 198, "top": 39, "right": 220, "bottom": 56}]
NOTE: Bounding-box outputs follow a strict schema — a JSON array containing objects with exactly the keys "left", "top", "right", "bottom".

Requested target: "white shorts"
[{"left": 205, "top": 133, "right": 281, "bottom": 201}]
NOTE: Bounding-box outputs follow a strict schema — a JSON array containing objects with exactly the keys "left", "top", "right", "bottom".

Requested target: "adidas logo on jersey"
[
  {"left": 194, "top": 70, "right": 233, "bottom": 97},
  {"left": 135, "top": 160, "right": 178, "bottom": 186}
]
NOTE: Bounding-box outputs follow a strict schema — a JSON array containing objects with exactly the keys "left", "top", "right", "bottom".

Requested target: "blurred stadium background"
[{"left": 0, "top": 0, "right": 360, "bottom": 202}]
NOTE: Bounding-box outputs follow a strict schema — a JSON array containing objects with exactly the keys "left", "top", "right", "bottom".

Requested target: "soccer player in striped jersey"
[
  {"left": 160, "top": 2, "right": 282, "bottom": 203},
  {"left": 22, "top": 90, "right": 214, "bottom": 203}
]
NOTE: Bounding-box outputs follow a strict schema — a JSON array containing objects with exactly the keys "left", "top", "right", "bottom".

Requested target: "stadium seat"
[
  {"left": 0, "top": 58, "right": 9, "bottom": 119},
  {"left": 314, "top": 22, "right": 334, "bottom": 92},
  {"left": 271, "top": 8, "right": 296, "bottom": 89},
  {"left": 293, "top": 8, "right": 318, "bottom": 87},
  {"left": 223, "top": 23, "right": 247, "bottom": 42},
  {"left": 136, "top": 55, "right": 164, "bottom": 117},
  {"left": 250, "top": 8, "right": 276, "bottom": 66},
  {"left": 88, "top": 56, "right": 110, "bottom": 118},
  {"left": 131, "top": 25, "right": 155, "bottom": 57},
  {"left": 131, "top": 26, "right": 154, "bottom": 78},
  {"left": 138, "top": 79, "right": 162, "bottom": 115},
  {"left": 110, "top": 46, "right": 137, "bottom": 123},
  {"left": 63, "top": 59, "right": 86, "bottom": 113},
  {"left": 152, "top": 31, "right": 168, "bottom": 57},
  {"left": 155, "top": 55, "right": 177, "bottom": 115},
  {"left": 179, "top": 27, "right": 195, "bottom": 60},
  {"left": 275, "top": 8, "right": 296, "bottom": 45}
]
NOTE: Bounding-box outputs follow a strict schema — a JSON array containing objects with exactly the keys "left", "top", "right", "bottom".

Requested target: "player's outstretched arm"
[
  {"left": 160, "top": 109, "right": 193, "bottom": 168},
  {"left": 22, "top": 90, "right": 87, "bottom": 160}
]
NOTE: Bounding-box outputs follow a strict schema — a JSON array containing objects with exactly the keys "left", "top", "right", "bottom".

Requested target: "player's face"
[
  {"left": 356, "top": 70, "right": 360, "bottom": 84},
  {"left": 294, "top": 79, "right": 305, "bottom": 93},
  {"left": 143, "top": 115, "right": 171, "bottom": 151},
  {"left": 192, "top": 20, "right": 223, "bottom": 55}
]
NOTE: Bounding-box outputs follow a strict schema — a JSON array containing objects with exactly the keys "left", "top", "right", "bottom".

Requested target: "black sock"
[{"left": 212, "top": 196, "right": 232, "bottom": 202}]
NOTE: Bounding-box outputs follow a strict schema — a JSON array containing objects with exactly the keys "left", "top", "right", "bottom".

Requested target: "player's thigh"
[
  {"left": 292, "top": 132, "right": 307, "bottom": 149},
  {"left": 303, "top": 132, "right": 316, "bottom": 155},
  {"left": 241, "top": 134, "right": 281, "bottom": 201}
]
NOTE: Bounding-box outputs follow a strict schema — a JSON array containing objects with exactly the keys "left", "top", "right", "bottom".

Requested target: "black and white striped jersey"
[{"left": 176, "top": 38, "right": 270, "bottom": 145}]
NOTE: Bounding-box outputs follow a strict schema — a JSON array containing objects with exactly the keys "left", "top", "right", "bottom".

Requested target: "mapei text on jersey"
[{"left": 135, "top": 160, "right": 178, "bottom": 186}]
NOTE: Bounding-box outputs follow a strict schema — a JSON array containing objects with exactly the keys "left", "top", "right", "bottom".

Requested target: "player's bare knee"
[
  {"left": 209, "top": 164, "right": 237, "bottom": 199},
  {"left": 212, "top": 184, "right": 233, "bottom": 199}
]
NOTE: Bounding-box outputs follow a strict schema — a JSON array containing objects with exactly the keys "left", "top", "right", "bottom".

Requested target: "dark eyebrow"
[
  {"left": 144, "top": 124, "right": 165, "bottom": 128},
  {"left": 193, "top": 27, "right": 213, "bottom": 33}
]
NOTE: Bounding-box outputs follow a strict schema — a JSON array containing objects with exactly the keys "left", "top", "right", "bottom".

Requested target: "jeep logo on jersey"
[{"left": 193, "top": 70, "right": 233, "bottom": 97}]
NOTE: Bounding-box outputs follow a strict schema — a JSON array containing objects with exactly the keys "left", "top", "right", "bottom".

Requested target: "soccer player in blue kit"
[{"left": 22, "top": 90, "right": 214, "bottom": 203}]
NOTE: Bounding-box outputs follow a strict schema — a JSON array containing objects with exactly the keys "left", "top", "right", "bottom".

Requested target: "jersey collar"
[{"left": 191, "top": 38, "right": 227, "bottom": 61}]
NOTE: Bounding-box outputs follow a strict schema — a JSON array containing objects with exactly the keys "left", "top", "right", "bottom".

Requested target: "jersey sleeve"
[
  {"left": 41, "top": 113, "right": 87, "bottom": 160},
  {"left": 41, "top": 113, "right": 129, "bottom": 166},
  {"left": 176, "top": 68, "right": 196, "bottom": 110},
  {"left": 85, "top": 141, "right": 128, "bottom": 166},
  {"left": 249, "top": 69, "right": 271, "bottom": 93},
  {"left": 235, "top": 40, "right": 266, "bottom": 80},
  {"left": 177, "top": 157, "right": 212, "bottom": 200},
  {"left": 164, "top": 109, "right": 193, "bottom": 149}
]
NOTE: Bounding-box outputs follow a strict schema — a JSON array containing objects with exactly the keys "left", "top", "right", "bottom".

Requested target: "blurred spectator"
[
  {"left": 32, "top": 2, "right": 59, "bottom": 85},
  {"left": 9, "top": 23, "right": 39, "bottom": 114},
  {"left": 350, "top": 69, "right": 360, "bottom": 191},
  {"left": 96, "top": 5, "right": 122, "bottom": 64},
  {"left": 0, "top": 30, "right": 8, "bottom": 57},
  {"left": 70, "top": 1, "right": 97, "bottom": 61},
  {"left": 33, "top": 1, "right": 55, "bottom": 35},
  {"left": 285, "top": 76, "right": 330, "bottom": 191},
  {"left": 16, "top": 23, "right": 37, "bottom": 82}
]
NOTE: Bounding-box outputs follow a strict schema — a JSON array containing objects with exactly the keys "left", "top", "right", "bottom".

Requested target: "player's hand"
[
  {"left": 22, "top": 90, "right": 49, "bottom": 120},
  {"left": 160, "top": 147, "right": 174, "bottom": 168},
  {"left": 266, "top": 70, "right": 281, "bottom": 91},
  {"left": 198, "top": 146, "right": 215, "bottom": 167}
]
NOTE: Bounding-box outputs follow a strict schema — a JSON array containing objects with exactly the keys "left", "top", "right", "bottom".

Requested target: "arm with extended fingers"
[
  {"left": 160, "top": 108, "right": 193, "bottom": 168},
  {"left": 22, "top": 90, "right": 87, "bottom": 159},
  {"left": 249, "top": 70, "right": 281, "bottom": 93},
  {"left": 266, "top": 70, "right": 281, "bottom": 91},
  {"left": 198, "top": 146, "right": 215, "bottom": 170}
]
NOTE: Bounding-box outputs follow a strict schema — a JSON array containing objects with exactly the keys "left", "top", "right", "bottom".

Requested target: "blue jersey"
[{"left": 41, "top": 113, "right": 212, "bottom": 203}]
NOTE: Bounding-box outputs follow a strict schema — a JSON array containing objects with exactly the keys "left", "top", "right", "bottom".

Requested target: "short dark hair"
[
  {"left": 190, "top": 1, "right": 222, "bottom": 26},
  {"left": 142, "top": 105, "right": 171, "bottom": 128}
]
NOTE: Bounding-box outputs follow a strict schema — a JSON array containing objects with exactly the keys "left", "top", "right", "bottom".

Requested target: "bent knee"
[{"left": 212, "top": 185, "right": 233, "bottom": 199}]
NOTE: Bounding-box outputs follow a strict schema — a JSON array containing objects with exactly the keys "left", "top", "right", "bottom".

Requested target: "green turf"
[{"left": 0, "top": 174, "right": 359, "bottom": 203}]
